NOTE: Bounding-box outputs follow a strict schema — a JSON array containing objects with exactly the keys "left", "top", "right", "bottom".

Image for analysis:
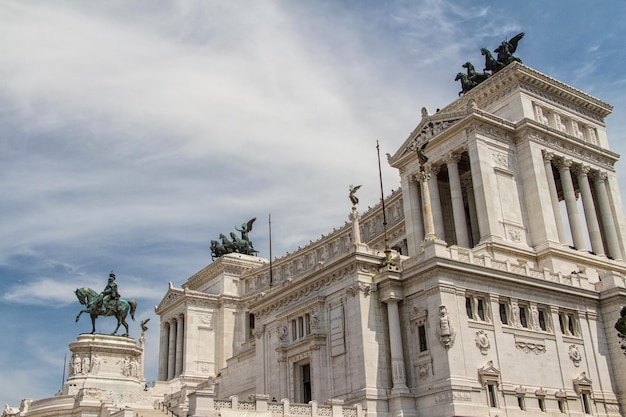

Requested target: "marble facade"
[{"left": 152, "top": 64, "right": 626, "bottom": 417}]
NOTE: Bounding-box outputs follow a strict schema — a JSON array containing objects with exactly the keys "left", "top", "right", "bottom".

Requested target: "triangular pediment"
[
  {"left": 154, "top": 283, "right": 184, "bottom": 313},
  {"left": 573, "top": 371, "right": 593, "bottom": 393},
  {"left": 478, "top": 360, "right": 501, "bottom": 386},
  {"left": 388, "top": 108, "right": 469, "bottom": 166}
]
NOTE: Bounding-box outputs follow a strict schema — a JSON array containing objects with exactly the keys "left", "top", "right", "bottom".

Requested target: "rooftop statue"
[
  {"left": 349, "top": 184, "right": 361, "bottom": 207},
  {"left": 457, "top": 32, "right": 525, "bottom": 94},
  {"left": 74, "top": 271, "right": 137, "bottom": 337},
  {"left": 210, "top": 217, "right": 258, "bottom": 259},
  {"left": 494, "top": 32, "right": 524, "bottom": 66},
  {"left": 416, "top": 141, "right": 429, "bottom": 168}
]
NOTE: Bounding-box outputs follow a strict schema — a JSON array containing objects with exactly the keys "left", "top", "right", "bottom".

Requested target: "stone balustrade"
[{"left": 187, "top": 394, "right": 363, "bottom": 417}]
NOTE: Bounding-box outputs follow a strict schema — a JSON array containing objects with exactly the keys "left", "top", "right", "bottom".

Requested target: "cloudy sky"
[{"left": 2, "top": 0, "right": 626, "bottom": 407}]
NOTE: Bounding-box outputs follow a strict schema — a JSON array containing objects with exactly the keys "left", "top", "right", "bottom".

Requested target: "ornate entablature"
[
  {"left": 525, "top": 130, "right": 617, "bottom": 171},
  {"left": 251, "top": 262, "right": 376, "bottom": 319},
  {"left": 183, "top": 254, "right": 266, "bottom": 292},
  {"left": 237, "top": 189, "right": 403, "bottom": 298}
]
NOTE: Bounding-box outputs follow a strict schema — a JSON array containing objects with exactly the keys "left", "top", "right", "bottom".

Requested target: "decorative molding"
[
  {"left": 529, "top": 132, "right": 616, "bottom": 170},
  {"left": 466, "top": 122, "right": 515, "bottom": 144},
  {"left": 514, "top": 335, "right": 546, "bottom": 354},
  {"left": 475, "top": 330, "right": 490, "bottom": 355},
  {"left": 569, "top": 344, "right": 582, "bottom": 367}
]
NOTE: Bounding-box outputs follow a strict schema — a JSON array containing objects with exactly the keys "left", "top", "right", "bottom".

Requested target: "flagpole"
[
  {"left": 269, "top": 213, "right": 273, "bottom": 287},
  {"left": 376, "top": 140, "right": 395, "bottom": 268}
]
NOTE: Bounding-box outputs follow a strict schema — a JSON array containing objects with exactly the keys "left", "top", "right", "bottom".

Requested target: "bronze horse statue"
[
  {"left": 481, "top": 47, "right": 505, "bottom": 73},
  {"left": 455, "top": 73, "right": 477, "bottom": 96},
  {"left": 75, "top": 287, "right": 137, "bottom": 337}
]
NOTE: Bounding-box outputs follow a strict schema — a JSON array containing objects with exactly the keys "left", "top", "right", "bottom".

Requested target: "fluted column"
[
  {"left": 409, "top": 175, "right": 424, "bottom": 242},
  {"left": 175, "top": 314, "right": 184, "bottom": 376},
  {"left": 167, "top": 318, "right": 176, "bottom": 380},
  {"left": 350, "top": 208, "right": 362, "bottom": 244},
  {"left": 428, "top": 164, "right": 446, "bottom": 240},
  {"left": 556, "top": 159, "right": 586, "bottom": 250},
  {"left": 543, "top": 151, "right": 567, "bottom": 244},
  {"left": 419, "top": 170, "right": 436, "bottom": 240},
  {"left": 592, "top": 172, "right": 622, "bottom": 260},
  {"left": 158, "top": 321, "right": 169, "bottom": 380},
  {"left": 462, "top": 177, "right": 479, "bottom": 246},
  {"left": 445, "top": 153, "right": 470, "bottom": 247},
  {"left": 384, "top": 299, "right": 408, "bottom": 392},
  {"left": 575, "top": 165, "right": 604, "bottom": 255}
]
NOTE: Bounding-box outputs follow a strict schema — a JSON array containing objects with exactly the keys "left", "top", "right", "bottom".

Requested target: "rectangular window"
[
  {"left": 305, "top": 314, "right": 311, "bottom": 335},
  {"left": 499, "top": 303, "right": 509, "bottom": 324},
  {"left": 487, "top": 383, "right": 498, "bottom": 408},
  {"left": 298, "top": 317, "right": 304, "bottom": 338},
  {"left": 559, "top": 313, "right": 566, "bottom": 334},
  {"left": 292, "top": 320, "right": 297, "bottom": 341},
  {"left": 302, "top": 364, "right": 312, "bottom": 403},
  {"left": 519, "top": 306, "right": 528, "bottom": 328},
  {"left": 517, "top": 396, "right": 525, "bottom": 410},
  {"left": 558, "top": 399, "right": 566, "bottom": 413},
  {"left": 477, "top": 298, "right": 486, "bottom": 321},
  {"left": 538, "top": 398, "right": 546, "bottom": 412},
  {"left": 418, "top": 324, "right": 428, "bottom": 352},
  {"left": 582, "top": 393, "right": 591, "bottom": 414},
  {"left": 466, "top": 296, "right": 474, "bottom": 319}
]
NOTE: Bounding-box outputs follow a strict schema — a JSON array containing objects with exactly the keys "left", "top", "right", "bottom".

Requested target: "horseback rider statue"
[
  {"left": 96, "top": 271, "right": 121, "bottom": 315},
  {"left": 75, "top": 271, "right": 137, "bottom": 336}
]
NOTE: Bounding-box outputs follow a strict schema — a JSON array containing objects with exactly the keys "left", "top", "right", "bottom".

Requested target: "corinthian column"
[
  {"left": 384, "top": 299, "right": 408, "bottom": 392},
  {"left": 592, "top": 172, "right": 622, "bottom": 260},
  {"left": 556, "top": 158, "right": 586, "bottom": 250},
  {"left": 167, "top": 318, "right": 176, "bottom": 380},
  {"left": 575, "top": 165, "right": 604, "bottom": 255},
  {"left": 543, "top": 151, "right": 567, "bottom": 244},
  {"left": 419, "top": 169, "right": 436, "bottom": 240},
  {"left": 175, "top": 314, "right": 184, "bottom": 376},
  {"left": 445, "top": 153, "right": 470, "bottom": 247}
]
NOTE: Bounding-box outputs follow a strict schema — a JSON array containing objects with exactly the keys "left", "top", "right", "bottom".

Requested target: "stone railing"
[
  {"left": 187, "top": 394, "right": 364, "bottom": 417},
  {"left": 240, "top": 190, "right": 403, "bottom": 297}
]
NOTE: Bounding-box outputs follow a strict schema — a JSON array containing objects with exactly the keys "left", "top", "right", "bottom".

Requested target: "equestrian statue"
[
  {"left": 210, "top": 217, "right": 258, "bottom": 259},
  {"left": 75, "top": 271, "right": 137, "bottom": 337},
  {"left": 456, "top": 32, "right": 525, "bottom": 95}
]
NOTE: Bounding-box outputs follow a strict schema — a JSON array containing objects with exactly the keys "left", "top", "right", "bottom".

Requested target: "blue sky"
[{"left": 2, "top": 0, "right": 626, "bottom": 407}]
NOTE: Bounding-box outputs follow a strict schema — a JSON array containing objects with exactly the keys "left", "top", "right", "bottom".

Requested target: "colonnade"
[
  {"left": 411, "top": 151, "right": 477, "bottom": 248},
  {"left": 543, "top": 151, "right": 622, "bottom": 260},
  {"left": 158, "top": 314, "right": 185, "bottom": 381},
  {"left": 406, "top": 147, "right": 622, "bottom": 260}
]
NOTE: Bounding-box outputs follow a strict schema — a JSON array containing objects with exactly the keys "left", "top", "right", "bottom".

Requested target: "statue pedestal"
[{"left": 63, "top": 334, "right": 146, "bottom": 405}]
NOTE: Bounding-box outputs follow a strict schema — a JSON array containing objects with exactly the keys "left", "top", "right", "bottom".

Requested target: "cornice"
[
  {"left": 442, "top": 63, "right": 612, "bottom": 118},
  {"left": 182, "top": 254, "right": 266, "bottom": 291},
  {"left": 251, "top": 260, "right": 379, "bottom": 318}
]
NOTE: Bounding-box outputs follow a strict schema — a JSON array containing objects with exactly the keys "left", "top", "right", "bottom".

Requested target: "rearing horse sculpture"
[{"left": 75, "top": 287, "right": 137, "bottom": 337}]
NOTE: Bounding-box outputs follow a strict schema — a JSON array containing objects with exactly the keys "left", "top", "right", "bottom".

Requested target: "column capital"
[
  {"left": 590, "top": 170, "right": 607, "bottom": 183},
  {"left": 573, "top": 164, "right": 591, "bottom": 177},
  {"left": 542, "top": 150, "right": 556, "bottom": 162},
  {"left": 444, "top": 152, "right": 462, "bottom": 165},
  {"left": 425, "top": 162, "right": 441, "bottom": 176},
  {"left": 554, "top": 157, "right": 573, "bottom": 170}
]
